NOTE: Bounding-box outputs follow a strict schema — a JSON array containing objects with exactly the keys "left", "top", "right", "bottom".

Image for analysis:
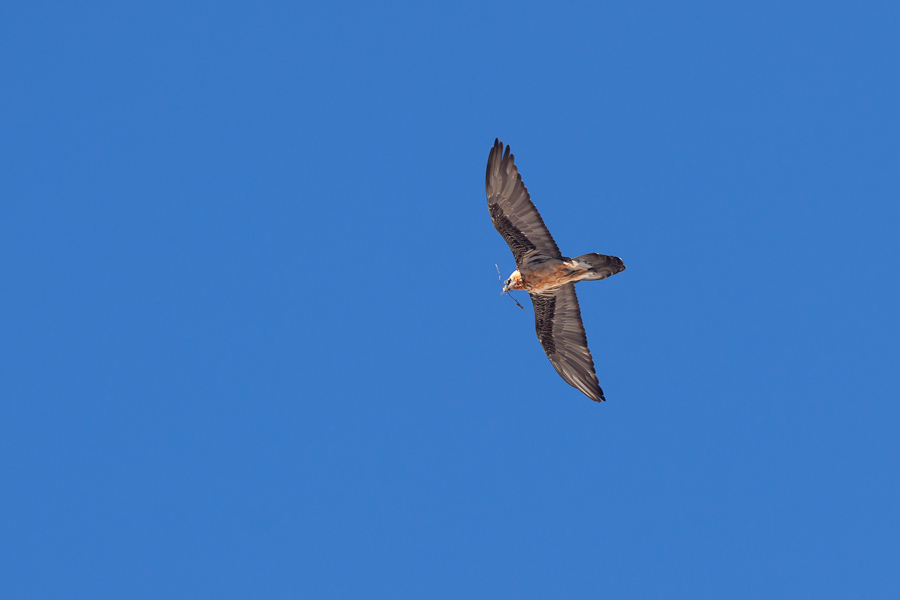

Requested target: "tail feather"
[{"left": 573, "top": 253, "right": 626, "bottom": 281}]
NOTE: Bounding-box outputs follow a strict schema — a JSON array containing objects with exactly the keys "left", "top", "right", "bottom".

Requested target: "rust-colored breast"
[{"left": 520, "top": 260, "right": 582, "bottom": 292}]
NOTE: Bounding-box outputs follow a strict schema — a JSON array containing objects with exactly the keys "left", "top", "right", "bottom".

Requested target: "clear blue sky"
[{"left": 3, "top": 1, "right": 899, "bottom": 597}]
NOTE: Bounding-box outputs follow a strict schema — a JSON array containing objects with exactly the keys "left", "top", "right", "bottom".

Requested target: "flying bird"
[{"left": 486, "top": 138, "right": 625, "bottom": 402}]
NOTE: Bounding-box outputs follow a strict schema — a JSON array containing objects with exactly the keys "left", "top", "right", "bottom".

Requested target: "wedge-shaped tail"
[{"left": 571, "top": 253, "right": 626, "bottom": 281}]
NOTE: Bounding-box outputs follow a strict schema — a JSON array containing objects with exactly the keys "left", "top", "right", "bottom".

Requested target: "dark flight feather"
[
  {"left": 485, "top": 138, "right": 561, "bottom": 266},
  {"left": 530, "top": 284, "right": 605, "bottom": 402}
]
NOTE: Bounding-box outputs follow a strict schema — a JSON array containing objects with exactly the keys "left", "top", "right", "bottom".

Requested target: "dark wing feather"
[
  {"left": 486, "top": 138, "right": 562, "bottom": 266},
  {"left": 530, "top": 283, "right": 605, "bottom": 402}
]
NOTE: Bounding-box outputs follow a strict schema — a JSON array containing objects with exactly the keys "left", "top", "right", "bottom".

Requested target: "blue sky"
[{"left": 2, "top": 1, "right": 899, "bottom": 597}]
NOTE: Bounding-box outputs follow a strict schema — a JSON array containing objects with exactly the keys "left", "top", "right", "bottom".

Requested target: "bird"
[{"left": 486, "top": 138, "right": 625, "bottom": 403}]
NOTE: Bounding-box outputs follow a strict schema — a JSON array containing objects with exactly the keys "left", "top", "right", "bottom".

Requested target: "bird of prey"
[{"left": 486, "top": 138, "right": 625, "bottom": 403}]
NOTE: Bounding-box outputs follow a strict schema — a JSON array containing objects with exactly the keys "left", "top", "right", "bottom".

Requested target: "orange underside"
[{"left": 511, "top": 261, "right": 584, "bottom": 293}]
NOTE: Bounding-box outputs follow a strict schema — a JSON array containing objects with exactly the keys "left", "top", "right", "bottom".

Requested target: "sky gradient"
[{"left": 3, "top": 1, "right": 900, "bottom": 597}]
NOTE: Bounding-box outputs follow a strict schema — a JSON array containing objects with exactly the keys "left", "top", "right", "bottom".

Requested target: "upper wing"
[
  {"left": 530, "top": 283, "right": 605, "bottom": 402},
  {"left": 486, "top": 138, "right": 562, "bottom": 266}
]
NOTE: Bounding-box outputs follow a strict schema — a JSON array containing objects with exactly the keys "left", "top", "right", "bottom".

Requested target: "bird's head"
[
  {"left": 495, "top": 266, "right": 525, "bottom": 310},
  {"left": 502, "top": 270, "right": 523, "bottom": 293}
]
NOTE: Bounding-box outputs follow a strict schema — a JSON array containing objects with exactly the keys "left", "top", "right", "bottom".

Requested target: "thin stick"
[
  {"left": 508, "top": 292, "right": 525, "bottom": 310},
  {"left": 496, "top": 264, "right": 525, "bottom": 310}
]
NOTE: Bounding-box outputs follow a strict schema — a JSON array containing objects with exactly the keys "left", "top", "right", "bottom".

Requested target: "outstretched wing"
[
  {"left": 486, "top": 138, "right": 562, "bottom": 266},
  {"left": 530, "top": 283, "right": 605, "bottom": 402}
]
